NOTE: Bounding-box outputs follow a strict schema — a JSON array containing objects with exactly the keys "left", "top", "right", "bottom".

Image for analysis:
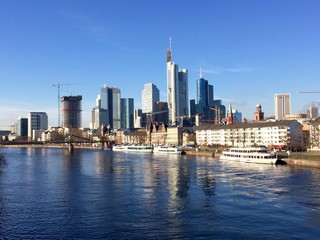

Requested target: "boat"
[
  {"left": 153, "top": 146, "right": 186, "bottom": 155},
  {"left": 112, "top": 145, "right": 153, "bottom": 153},
  {"left": 220, "top": 147, "right": 278, "bottom": 164}
]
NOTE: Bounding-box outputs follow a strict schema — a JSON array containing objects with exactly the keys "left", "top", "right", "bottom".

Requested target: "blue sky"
[{"left": 1, "top": 0, "right": 320, "bottom": 129}]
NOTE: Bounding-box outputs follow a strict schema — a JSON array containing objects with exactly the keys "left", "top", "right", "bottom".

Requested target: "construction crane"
[
  {"left": 52, "top": 82, "right": 80, "bottom": 127},
  {"left": 300, "top": 91, "right": 320, "bottom": 93},
  {"left": 210, "top": 107, "right": 222, "bottom": 125}
]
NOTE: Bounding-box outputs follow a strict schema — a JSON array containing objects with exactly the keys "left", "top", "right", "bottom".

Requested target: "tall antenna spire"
[
  {"left": 169, "top": 37, "right": 172, "bottom": 53},
  {"left": 200, "top": 65, "right": 203, "bottom": 79},
  {"left": 166, "top": 37, "right": 172, "bottom": 62}
]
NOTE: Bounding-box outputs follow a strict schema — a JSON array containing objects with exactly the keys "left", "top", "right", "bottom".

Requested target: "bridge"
[{"left": 45, "top": 134, "right": 94, "bottom": 144}]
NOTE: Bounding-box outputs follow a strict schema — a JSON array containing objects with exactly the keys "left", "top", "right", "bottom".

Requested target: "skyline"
[{"left": 1, "top": 0, "right": 320, "bottom": 129}]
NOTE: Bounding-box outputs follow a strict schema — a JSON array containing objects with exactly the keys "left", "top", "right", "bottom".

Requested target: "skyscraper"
[
  {"left": 196, "top": 68, "right": 214, "bottom": 115},
  {"left": 307, "top": 106, "right": 318, "bottom": 119},
  {"left": 141, "top": 83, "right": 160, "bottom": 114},
  {"left": 166, "top": 38, "right": 188, "bottom": 125},
  {"left": 61, "top": 95, "right": 82, "bottom": 129},
  {"left": 91, "top": 85, "right": 121, "bottom": 130},
  {"left": 154, "top": 101, "right": 169, "bottom": 124},
  {"left": 17, "top": 118, "right": 28, "bottom": 137},
  {"left": 178, "top": 69, "right": 188, "bottom": 117},
  {"left": 274, "top": 93, "right": 291, "bottom": 120},
  {"left": 121, "top": 98, "right": 134, "bottom": 129},
  {"left": 134, "top": 109, "right": 143, "bottom": 128}
]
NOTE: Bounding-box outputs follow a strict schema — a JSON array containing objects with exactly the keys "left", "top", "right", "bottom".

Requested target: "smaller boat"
[
  {"left": 220, "top": 147, "right": 278, "bottom": 164},
  {"left": 153, "top": 145, "right": 186, "bottom": 155},
  {"left": 112, "top": 145, "right": 153, "bottom": 153}
]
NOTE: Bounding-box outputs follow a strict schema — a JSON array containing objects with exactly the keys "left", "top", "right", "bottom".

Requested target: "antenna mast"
[{"left": 166, "top": 37, "right": 172, "bottom": 62}]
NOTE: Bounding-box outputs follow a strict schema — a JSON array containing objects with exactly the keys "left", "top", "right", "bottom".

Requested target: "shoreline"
[{"left": 1, "top": 144, "right": 320, "bottom": 168}]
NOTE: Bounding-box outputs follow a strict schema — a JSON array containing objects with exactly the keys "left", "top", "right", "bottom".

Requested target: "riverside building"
[
  {"left": 28, "top": 112, "right": 48, "bottom": 141},
  {"left": 196, "top": 120, "right": 304, "bottom": 150}
]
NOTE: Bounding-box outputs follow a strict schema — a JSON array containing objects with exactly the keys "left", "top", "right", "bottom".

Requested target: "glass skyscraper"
[
  {"left": 121, "top": 98, "right": 134, "bottom": 129},
  {"left": 141, "top": 83, "right": 160, "bottom": 114},
  {"left": 91, "top": 85, "right": 121, "bottom": 130},
  {"left": 166, "top": 39, "right": 189, "bottom": 125}
]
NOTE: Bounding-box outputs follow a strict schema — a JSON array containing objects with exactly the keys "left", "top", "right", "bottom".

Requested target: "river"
[{"left": 0, "top": 147, "right": 319, "bottom": 239}]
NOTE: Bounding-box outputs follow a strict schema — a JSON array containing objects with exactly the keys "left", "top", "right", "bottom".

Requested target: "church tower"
[
  {"left": 227, "top": 102, "right": 233, "bottom": 125},
  {"left": 253, "top": 104, "right": 264, "bottom": 122}
]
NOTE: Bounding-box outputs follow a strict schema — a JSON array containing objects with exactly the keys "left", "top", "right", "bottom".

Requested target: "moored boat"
[
  {"left": 112, "top": 145, "right": 153, "bottom": 153},
  {"left": 220, "top": 147, "right": 278, "bottom": 164},
  {"left": 153, "top": 146, "right": 186, "bottom": 155}
]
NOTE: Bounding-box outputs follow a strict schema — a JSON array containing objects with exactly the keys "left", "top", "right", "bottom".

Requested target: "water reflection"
[
  {"left": 0, "top": 151, "right": 6, "bottom": 171},
  {"left": 0, "top": 148, "right": 320, "bottom": 239}
]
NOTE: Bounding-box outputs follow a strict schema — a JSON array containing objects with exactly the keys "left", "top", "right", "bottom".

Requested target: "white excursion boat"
[
  {"left": 153, "top": 146, "right": 186, "bottom": 155},
  {"left": 220, "top": 147, "right": 278, "bottom": 164},
  {"left": 112, "top": 145, "right": 153, "bottom": 153}
]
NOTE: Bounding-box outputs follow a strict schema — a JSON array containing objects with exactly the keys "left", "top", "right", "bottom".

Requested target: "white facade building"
[
  {"left": 274, "top": 93, "right": 291, "bottom": 120},
  {"left": 142, "top": 83, "right": 160, "bottom": 114},
  {"left": 28, "top": 112, "right": 48, "bottom": 140},
  {"left": 196, "top": 120, "right": 303, "bottom": 150},
  {"left": 307, "top": 106, "right": 318, "bottom": 119}
]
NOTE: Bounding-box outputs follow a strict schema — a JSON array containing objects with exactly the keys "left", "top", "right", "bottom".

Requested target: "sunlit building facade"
[
  {"left": 274, "top": 93, "right": 291, "bottom": 120},
  {"left": 142, "top": 83, "right": 160, "bottom": 114}
]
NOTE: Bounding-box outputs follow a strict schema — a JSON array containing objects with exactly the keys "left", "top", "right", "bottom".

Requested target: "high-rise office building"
[
  {"left": 213, "top": 100, "right": 226, "bottom": 124},
  {"left": 166, "top": 39, "right": 188, "bottom": 125},
  {"left": 91, "top": 85, "right": 121, "bottom": 130},
  {"left": 196, "top": 69, "right": 214, "bottom": 116},
  {"left": 178, "top": 69, "right": 189, "bottom": 116},
  {"left": 134, "top": 109, "right": 143, "bottom": 128},
  {"left": 232, "top": 109, "right": 242, "bottom": 123},
  {"left": 154, "top": 101, "right": 169, "bottom": 124},
  {"left": 142, "top": 83, "right": 160, "bottom": 114},
  {"left": 121, "top": 98, "right": 134, "bottom": 129},
  {"left": 17, "top": 118, "right": 28, "bottom": 137},
  {"left": 28, "top": 112, "right": 48, "bottom": 139},
  {"left": 61, "top": 95, "right": 82, "bottom": 129},
  {"left": 307, "top": 106, "right": 318, "bottom": 119},
  {"left": 274, "top": 93, "right": 291, "bottom": 120}
]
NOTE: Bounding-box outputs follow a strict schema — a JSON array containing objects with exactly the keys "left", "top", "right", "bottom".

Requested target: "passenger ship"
[
  {"left": 153, "top": 146, "right": 186, "bottom": 155},
  {"left": 220, "top": 147, "right": 278, "bottom": 164},
  {"left": 112, "top": 145, "right": 153, "bottom": 153}
]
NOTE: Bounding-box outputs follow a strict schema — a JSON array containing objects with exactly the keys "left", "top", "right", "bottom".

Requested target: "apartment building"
[{"left": 196, "top": 120, "right": 303, "bottom": 150}]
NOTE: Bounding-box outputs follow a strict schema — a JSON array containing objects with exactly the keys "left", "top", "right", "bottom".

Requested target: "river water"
[{"left": 0, "top": 147, "right": 319, "bottom": 239}]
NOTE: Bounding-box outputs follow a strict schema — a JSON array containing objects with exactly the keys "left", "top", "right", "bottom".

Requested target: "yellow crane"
[{"left": 210, "top": 107, "right": 221, "bottom": 125}]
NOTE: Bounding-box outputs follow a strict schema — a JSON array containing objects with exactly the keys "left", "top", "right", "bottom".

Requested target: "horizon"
[{"left": 1, "top": 0, "right": 320, "bottom": 130}]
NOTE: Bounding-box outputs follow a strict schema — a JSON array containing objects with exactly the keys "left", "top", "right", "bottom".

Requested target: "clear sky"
[{"left": 1, "top": 0, "right": 320, "bottom": 129}]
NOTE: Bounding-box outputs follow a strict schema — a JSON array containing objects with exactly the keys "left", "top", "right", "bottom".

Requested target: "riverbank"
[{"left": 185, "top": 150, "right": 320, "bottom": 168}]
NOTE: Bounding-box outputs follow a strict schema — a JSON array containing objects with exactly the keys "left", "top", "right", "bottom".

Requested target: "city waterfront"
[{"left": 0, "top": 148, "right": 319, "bottom": 239}]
